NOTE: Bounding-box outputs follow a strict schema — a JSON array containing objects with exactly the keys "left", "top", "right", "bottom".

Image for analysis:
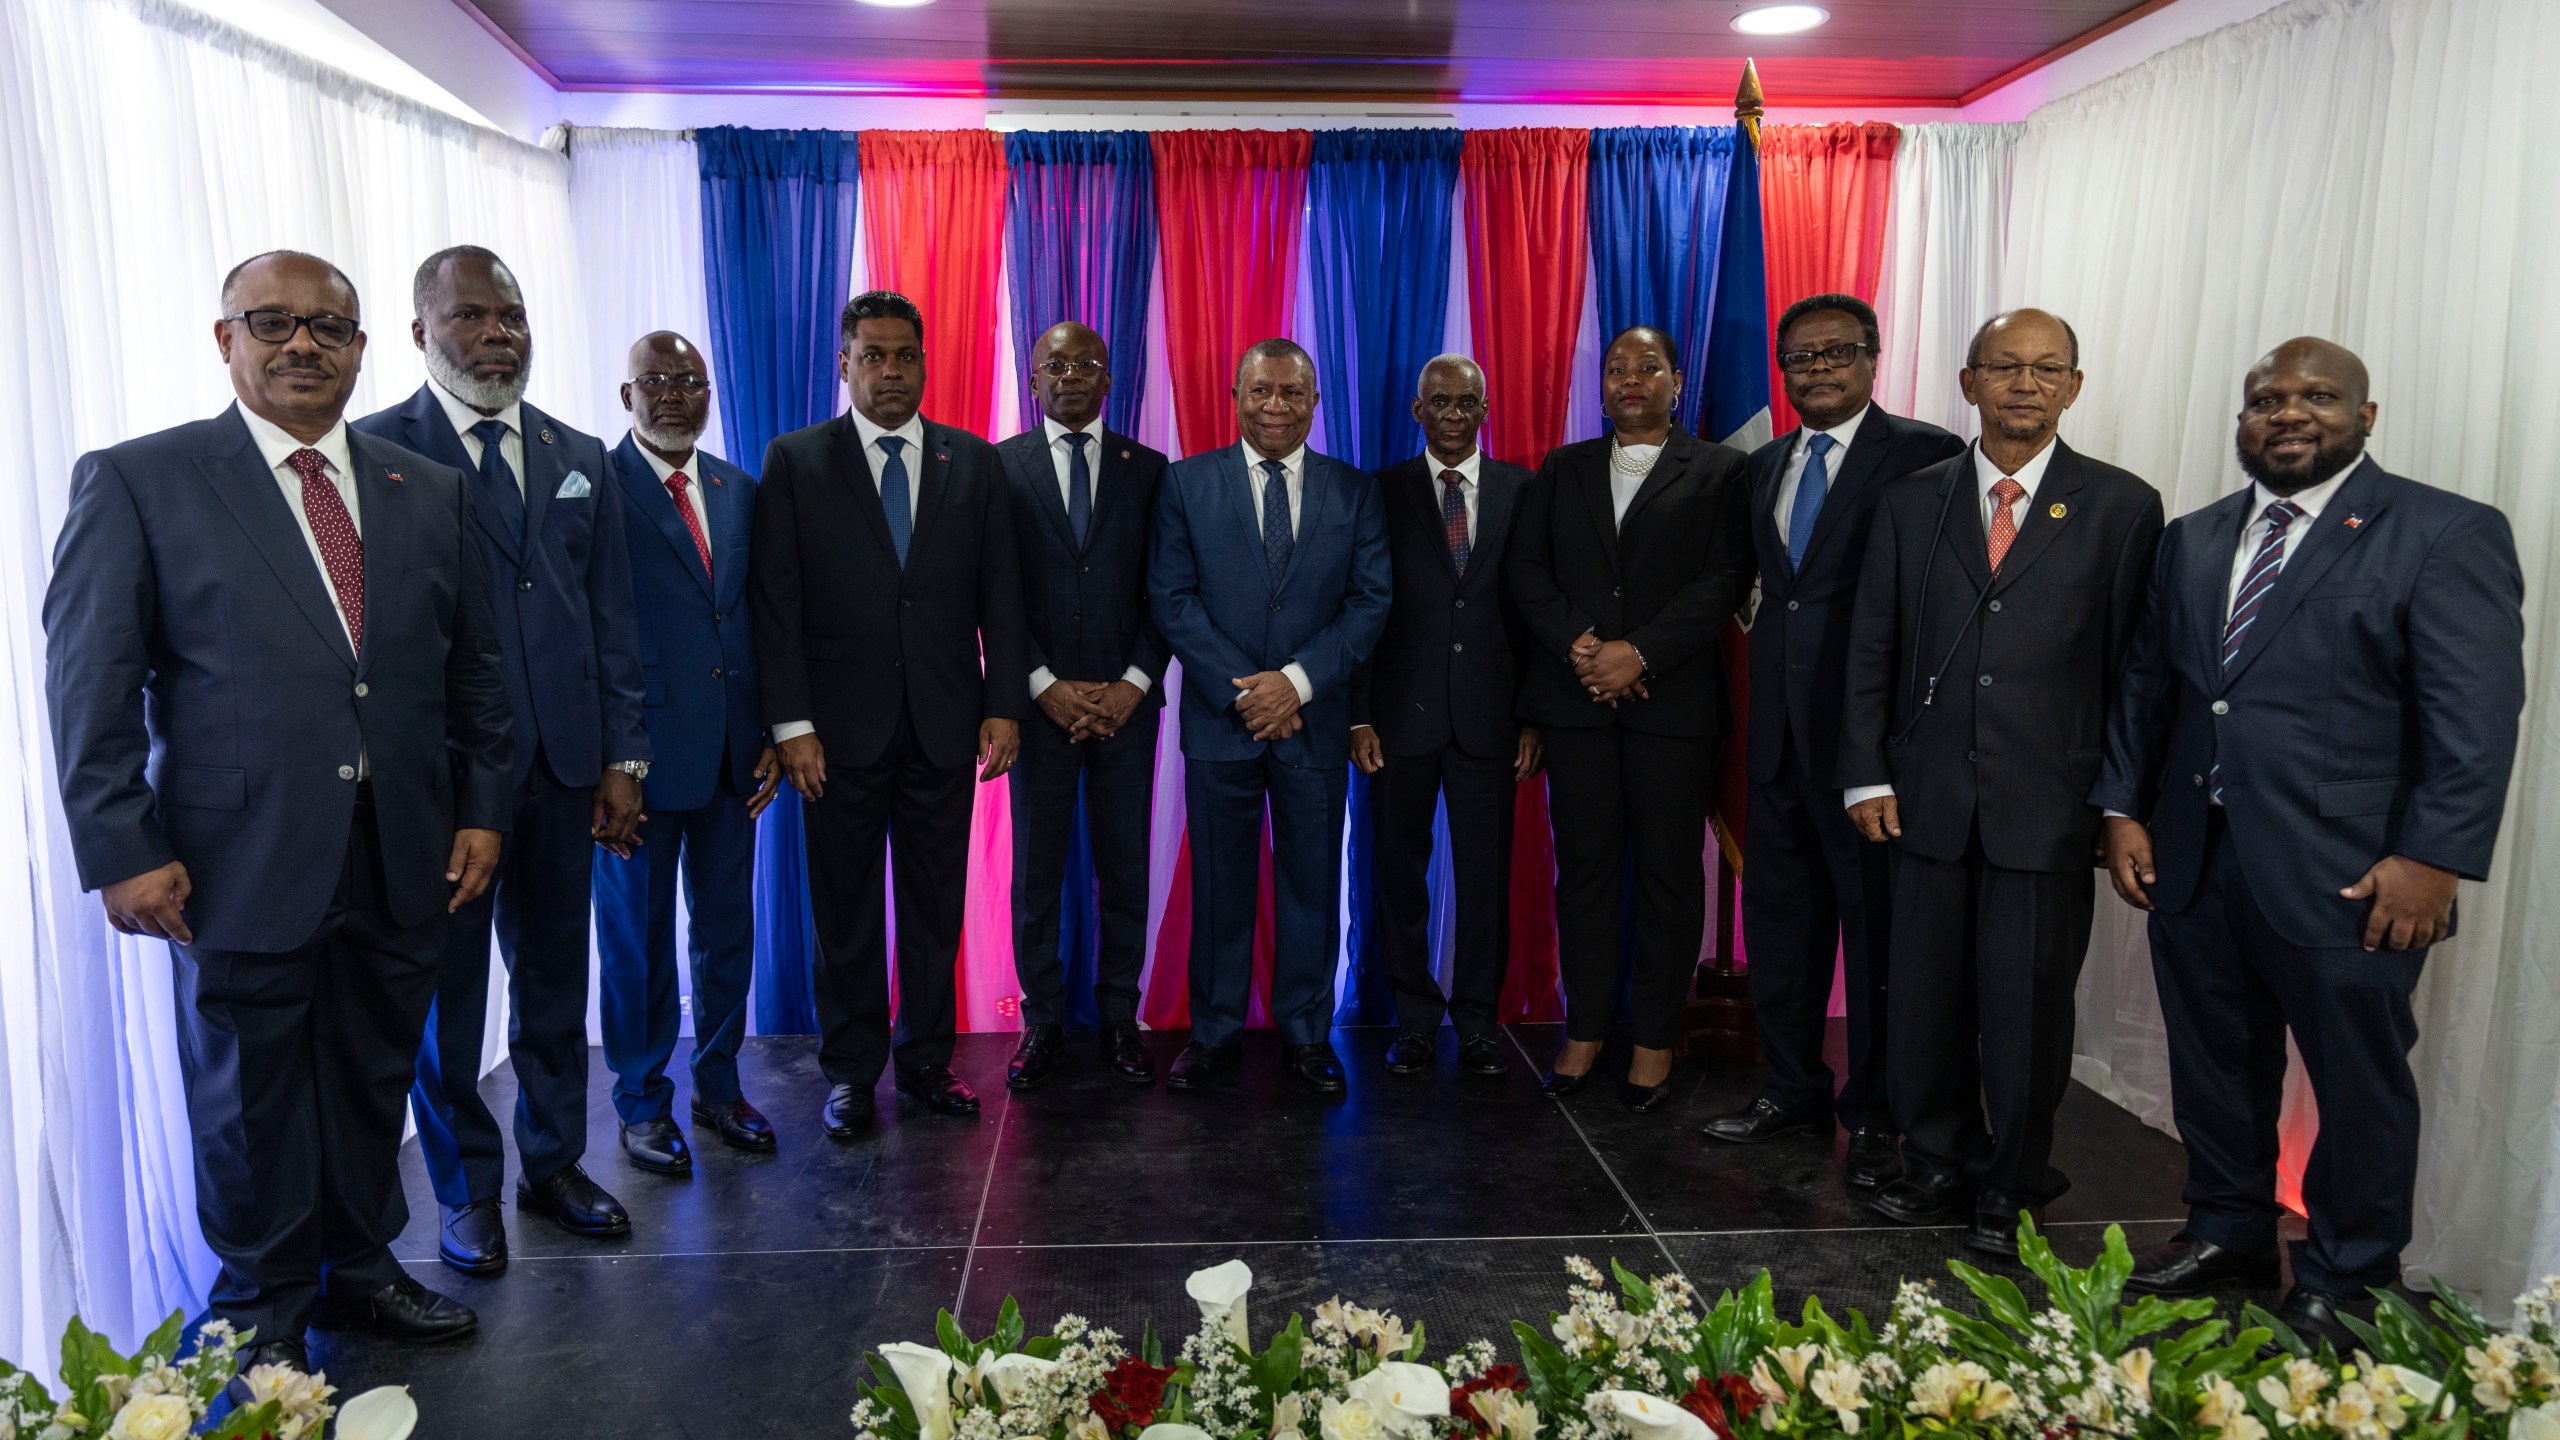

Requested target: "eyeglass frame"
[
  {"left": 631, "top": 372, "right": 712, "bottom": 394},
  {"left": 1775, "top": 341, "right": 1874, "bottom": 374},
  {"left": 1966, "top": 360, "right": 2077, "bottom": 388},
  {"left": 1034, "top": 358, "right": 1109, "bottom": 379},
  {"left": 222, "top": 308, "right": 359, "bottom": 350}
]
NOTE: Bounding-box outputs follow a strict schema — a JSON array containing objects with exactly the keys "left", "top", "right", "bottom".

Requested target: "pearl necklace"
[{"left": 1610, "top": 438, "right": 1661, "bottom": 479}]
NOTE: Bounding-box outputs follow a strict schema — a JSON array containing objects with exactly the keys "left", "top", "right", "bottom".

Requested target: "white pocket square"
[{"left": 555, "top": 471, "right": 592, "bottom": 499}]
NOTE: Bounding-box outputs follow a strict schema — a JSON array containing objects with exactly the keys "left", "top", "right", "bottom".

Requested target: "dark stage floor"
[{"left": 311, "top": 1025, "right": 2283, "bottom": 1438}]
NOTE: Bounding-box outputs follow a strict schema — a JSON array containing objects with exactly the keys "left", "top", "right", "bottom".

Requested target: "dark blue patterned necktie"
[
  {"left": 878, "top": 434, "right": 911, "bottom": 568},
  {"left": 1260, "top": 458, "right": 1292, "bottom": 588},
  {"left": 469, "top": 418, "right": 524, "bottom": 545},
  {"left": 1064, "top": 431, "right": 1094, "bottom": 549},
  {"left": 1787, "top": 432, "right": 1834, "bottom": 572}
]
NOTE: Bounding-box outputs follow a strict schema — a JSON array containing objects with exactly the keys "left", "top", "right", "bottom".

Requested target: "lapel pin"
[
  {"left": 538, "top": 427, "right": 555, "bottom": 444},
  {"left": 935, "top": 452, "right": 951, "bottom": 463},
  {"left": 2344, "top": 513, "right": 2364, "bottom": 528},
  {"left": 1120, "top": 449, "right": 1131, "bottom": 460},
  {"left": 711, "top": 474, "right": 724, "bottom": 486},
  {"left": 386, "top": 471, "right": 404, "bottom": 484},
  {"left": 2049, "top": 502, "right": 2068, "bottom": 518}
]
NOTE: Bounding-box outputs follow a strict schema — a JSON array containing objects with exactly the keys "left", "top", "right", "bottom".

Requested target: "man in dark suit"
[
  {"left": 594, "top": 331, "right": 782, "bottom": 1175},
  {"left": 353, "top": 244, "right": 651, "bottom": 1273},
  {"left": 2097, "top": 338, "right": 2524, "bottom": 1341},
  {"left": 1508, "top": 326, "right": 1755, "bottom": 1109},
  {"left": 1838, "top": 309, "right": 2163, "bottom": 1255},
  {"left": 1150, "top": 339, "right": 1392, "bottom": 1095},
  {"left": 996, "top": 321, "right": 1170, "bottom": 1090},
  {"left": 751, "top": 290, "right": 1024, "bottom": 1137},
  {"left": 46, "top": 251, "right": 506, "bottom": 1372},
  {"left": 1704, "top": 296, "right": 1962, "bottom": 1187},
  {"left": 1348, "top": 355, "right": 1540, "bottom": 1077}
]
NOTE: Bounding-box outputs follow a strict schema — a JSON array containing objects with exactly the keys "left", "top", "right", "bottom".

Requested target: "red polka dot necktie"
[
  {"left": 1987, "top": 477, "right": 2026, "bottom": 572},
  {"left": 666, "top": 470, "right": 713, "bottom": 578},
  {"left": 287, "top": 447, "right": 363, "bottom": 653}
]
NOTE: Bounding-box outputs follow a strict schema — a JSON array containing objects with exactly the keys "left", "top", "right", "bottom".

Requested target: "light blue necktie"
[
  {"left": 1260, "top": 459, "right": 1292, "bottom": 589},
  {"left": 1786, "top": 432, "right": 1834, "bottom": 572},
  {"left": 877, "top": 434, "right": 911, "bottom": 568}
]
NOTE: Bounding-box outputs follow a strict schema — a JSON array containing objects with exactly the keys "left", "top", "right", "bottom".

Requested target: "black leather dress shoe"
[
  {"left": 897, "top": 1065, "right": 981, "bottom": 1115},
  {"left": 2274, "top": 1286, "right": 2361, "bottom": 1350},
  {"left": 1964, "top": 1190, "right": 2046, "bottom": 1258},
  {"left": 226, "top": 1338, "right": 313, "bottom": 1408},
  {"left": 1102, "top": 1021, "right": 1155, "bottom": 1083},
  {"left": 1286, "top": 1041, "right": 1348, "bottom": 1094},
  {"left": 1541, "top": 1066, "right": 1592, "bottom": 1099},
  {"left": 311, "top": 1273, "right": 478, "bottom": 1343},
  {"left": 620, "top": 1116, "right": 692, "bottom": 1174},
  {"left": 1008, "top": 1023, "right": 1063, "bottom": 1090},
  {"left": 1382, "top": 1030, "right": 1435, "bottom": 1074},
  {"left": 691, "top": 1094, "right": 777, "bottom": 1152},
  {"left": 1844, "top": 1128, "right": 1902, "bottom": 1189},
  {"left": 1701, "top": 1096, "right": 1827, "bottom": 1144},
  {"left": 516, "top": 1163, "right": 631, "bottom": 1238},
  {"left": 1620, "top": 1076, "right": 1675, "bottom": 1113},
  {"left": 438, "top": 1199, "right": 506, "bottom": 1274},
  {"left": 822, "top": 1083, "right": 875, "bottom": 1139},
  {"left": 1870, "top": 1171, "right": 1971, "bottom": 1225},
  {"left": 1459, "top": 1032, "right": 1508, "bottom": 1075},
  {"left": 1165, "top": 1040, "right": 1228, "bottom": 1091},
  {"left": 2125, "top": 1235, "right": 2283, "bottom": 1295}
]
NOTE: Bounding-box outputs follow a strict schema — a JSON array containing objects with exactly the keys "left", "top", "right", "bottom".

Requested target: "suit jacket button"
[
  {"left": 2193, "top": 774, "right": 2206, "bottom": 787},
  {"left": 1451, "top": 642, "right": 1464, "bottom": 653},
  {"left": 2211, "top": 700, "right": 2230, "bottom": 715},
  {"left": 1988, "top": 600, "right": 2003, "bottom": 613},
  {"left": 1612, "top": 587, "right": 1623, "bottom": 598},
  {"left": 1978, "top": 674, "right": 1993, "bottom": 686},
  {"left": 713, "top": 612, "right": 723, "bottom": 623},
  {"left": 353, "top": 682, "right": 368, "bottom": 698},
  {"left": 1081, "top": 565, "right": 1092, "bottom": 574},
  {"left": 1269, "top": 601, "right": 1280, "bottom": 612},
  {"left": 901, "top": 599, "right": 912, "bottom": 608},
  {"left": 337, "top": 764, "right": 356, "bottom": 780},
  {"left": 1786, "top": 600, "right": 1799, "bottom": 612},
  {"left": 711, "top": 667, "right": 724, "bottom": 679},
  {"left": 1967, "top": 750, "right": 1979, "bottom": 762},
  {"left": 518, "top": 578, "right": 534, "bottom": 591},
  {"left": 1454, "top": 599, "right": 1466, "bottom": 609}
]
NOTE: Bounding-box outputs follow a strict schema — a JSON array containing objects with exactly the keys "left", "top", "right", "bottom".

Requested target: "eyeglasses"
[
  {"left": 224, "top": 308, "right": 358, "bottom": 349},
  {"left": 1969, "top": 361, "right": 2075, "bottom": 387},
  {"left": 1777, "top": 342, "right": 1872, "bottom": 374},
  {"left": 1422, "top": 394, "right": 1485, "bottom": 416},
  {"left": 633, "top": 372, "right": 710, "bottom": 393},
  {"left": 1035, "top": 358, "right": 1108, "bottom": 379}
]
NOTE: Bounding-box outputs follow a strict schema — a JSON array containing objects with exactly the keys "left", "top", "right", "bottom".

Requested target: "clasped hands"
[
  {"left": 1232, "top": 670, "right": 1303, "bottom": 741},
  {"left": 1571, "top": 631, "right": 1648, "bottom": 706},
  {"left": 2099, "top": 814, "right": 2456, "bottom": 953},
  {"left": 1037, "top": 678, "right": 1146, "bottom": 743}
]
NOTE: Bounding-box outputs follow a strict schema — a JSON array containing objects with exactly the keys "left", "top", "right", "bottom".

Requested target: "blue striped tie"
[{"left": 2210, "top": 498, "right": 2303, "bottom": 801}]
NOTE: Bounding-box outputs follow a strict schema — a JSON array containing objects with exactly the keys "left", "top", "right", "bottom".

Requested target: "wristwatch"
[{"left": 608, "top": 759, "right": 651, "bottom": 780}]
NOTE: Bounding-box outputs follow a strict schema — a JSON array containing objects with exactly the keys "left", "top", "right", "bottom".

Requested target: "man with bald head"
[
  {"left": 1839, "top": 308, "right": 2163, "bottom": 1253},
  {"left": 593, "top": 332, "right": 780, "bottom": 1171},
  {"left": 1347, "top": 355, "right": 1539, "bottom": 1076},
  {"left": 47, "top": 251, "right": 509, "bottom": 1368},
  {"left": 2097, "top": 339, "right": 2522, "bottom": 1338},
  {"left": 995, "top": 321, "right": 1170, "bottom": 1089}
]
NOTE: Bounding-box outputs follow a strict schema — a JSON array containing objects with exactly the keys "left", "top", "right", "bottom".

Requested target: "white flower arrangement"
[{"left": 0, "top": 1312, "right": 415, "bottom": 1440}]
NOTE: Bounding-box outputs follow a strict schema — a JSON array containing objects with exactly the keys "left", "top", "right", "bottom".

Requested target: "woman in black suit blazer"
[{"left": 1507, "top": 327, "right": 1756, "bottom": 1111}]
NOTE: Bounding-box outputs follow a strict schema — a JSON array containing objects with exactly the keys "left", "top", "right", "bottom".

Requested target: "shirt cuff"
[
  {"left": 1030, "top": 667, "right": 1059, "bottom": 701},
  {"left": 772, "top": 720, "right": 816, "bottom": 743},
  {"left": 1122, "top": 666, "right": 1152, "bottom": 694},
  {"left": 2102, "top": 809, "right": 2131, "bottom": 820},
  {"left": 1282, "top": 663, "right": 1313, "bottom": 705},
  {"left": 1843, "top": 784, "right": 1894, "bottom": 811}
]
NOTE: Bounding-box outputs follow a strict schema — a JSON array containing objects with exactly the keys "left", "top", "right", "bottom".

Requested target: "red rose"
[
  {"left": 1452, "top": 1365, "right": 1530, "bottom": 1431},
  {"left": 1090, "top": 1357, "right": 1179, "bottom": 1431}
]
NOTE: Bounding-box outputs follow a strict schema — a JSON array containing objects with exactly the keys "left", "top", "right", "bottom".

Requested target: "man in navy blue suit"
[
  {"left": 2096, "top": 338, "right": 2525, "bottom": 1342},
  {"left": 594, "top": 331, "right": 781, "bottom": 1174},
  {"left": 996, "top": 321, "right": 1171, "bottom": 1091},
  {"left": 353, "top": 245, "right": 651, "bottom": 1274},
  {"left": 46, "top": 251, "right": 507, "bottom": 1372},
  {"left": 1149, "top": 339, "right": 1392, "bottom": 1095}
]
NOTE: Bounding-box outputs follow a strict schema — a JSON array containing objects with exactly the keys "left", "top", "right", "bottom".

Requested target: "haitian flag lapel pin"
[
  {"left": 385, "top": 470, "right": 404, "bottom": 483},
  {"left": 2344, "top": 513, "right": 2365, "bottom": 529}
]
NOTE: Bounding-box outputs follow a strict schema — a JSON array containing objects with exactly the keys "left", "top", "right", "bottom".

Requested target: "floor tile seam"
[
  {"left": 1500, "top": 1025, "right": 1685, "bottom": 1277},
  {"left": 1652, "top": 1217, "right": 2192, "bottom": 1240},
  {"left": 396, "top": 1243, "right": 969, "bottom": 1263},
  {"left": 953, "top": 1089, "right": 1013, "bottom": 1321}
]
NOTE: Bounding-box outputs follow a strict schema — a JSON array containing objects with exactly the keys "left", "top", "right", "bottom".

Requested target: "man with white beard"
[
  {"left": 354, "top": 245, "right": 651, "bottom": 1274},
  {"left": 592, "top": 332, "right": 781, "bottom": 1174}
]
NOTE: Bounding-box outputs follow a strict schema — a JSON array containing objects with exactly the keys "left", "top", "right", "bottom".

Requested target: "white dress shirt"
[
  {"left": 773, "top": 409, "right": 934, "bottom": 746},
  {"left": 429, "top": 378, "right": 526, "bottom": 491},
  {"left": 1843, "top": 437, "right": 2061, "bottom": 812},
  {"left": 242, "top": 406, "right": 368, "bottom": 777},
  {"left": 1609, "top": 441, "right": 1662, "bottom": 526},
  {"left": 630, "top": 435, "right": 711, "bottom": 553},
  {"left": 1422, "top": 447, "right": 1482, "bottom": 546},
  {"left": 1239, "top": 440, "right": 1315, "bottom": 705},
  {"left": 1029, "top": 417, "right": 1153, "bottom": 703},
  {"left": 1773, "top": 404, "right": 1871, "bottom": 527}
]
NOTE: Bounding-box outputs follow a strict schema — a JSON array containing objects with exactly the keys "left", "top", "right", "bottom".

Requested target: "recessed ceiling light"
[{"left": 1731, "top": 4, "right": 1828, "bottom": 35}]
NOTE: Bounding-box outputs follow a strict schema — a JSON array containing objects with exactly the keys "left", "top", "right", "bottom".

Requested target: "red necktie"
[
  {"left": 1987, "top": 477, "right": 2026, "bottom": 572},
  {"left": 288, "top": 447, "right": 363, "bottom": 652},
  {"left": 666, "top": 470, "right": 713, "bottom": 578}
]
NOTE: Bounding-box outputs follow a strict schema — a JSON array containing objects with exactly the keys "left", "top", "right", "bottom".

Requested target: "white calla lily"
[
  {"left": 2513, "top": 1402, "right": 2560, "bottom": 1440},
  {"left": 334, "top": 1386, "right": 421, "bottom": 1440},
  {"left": 983, "top": 1351, "right": 1061, "bottom": 1406},
  {"left": 1348, "top": 1361, "right": 1452, "bottom": 1432},
  {"left": 1594, "top": 1391, "right": 1711, "bottom": 1440},
  {"left": 1141, "top": 1425, "right": 1217, "bottom": 1440},
  {"left": 2378, "top": 1365, "right": 2445, "bottom": 1411},
  {"left": 881, "top": 1341, "right": 959, "bottom": 1440},
  {"left": 1186, "top": 1260, "right": 1255, "bottom": 1346}
]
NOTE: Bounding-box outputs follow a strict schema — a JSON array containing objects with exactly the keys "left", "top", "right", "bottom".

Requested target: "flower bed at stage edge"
[
  {"left": 851, "top": 1223, "right": 2560, "bottom": 1440},
  {"left": 0, "top": 1312, "right": 415, "bottom": 1440}
]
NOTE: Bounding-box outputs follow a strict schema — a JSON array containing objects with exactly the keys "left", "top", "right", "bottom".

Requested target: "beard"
[
  {"left": 425, "top": 341, "right": 530, "bottom": 413},
  {"left": 2236, "top": 432, "right": 2363, "bottom": 494},
  {"left": 633, "top": 416, "right": 703, "bottom": 453}
]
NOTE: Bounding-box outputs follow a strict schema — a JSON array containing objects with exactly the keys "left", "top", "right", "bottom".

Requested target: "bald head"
[
  {"left": 1031, "top": 320, "right": 1112, "bottom": 429},
  {"left": 621, "top": 329, "right": 710, "bottom": 458},
  {"left": 2235, "top": 336, "right": 2374, "bottom": 494},
  {"left": 1966, "top": 308, "right": 2078, "bottom": 370},
  {"left": 2248, "top": 336, "right": 2368, "bottom": 406}
]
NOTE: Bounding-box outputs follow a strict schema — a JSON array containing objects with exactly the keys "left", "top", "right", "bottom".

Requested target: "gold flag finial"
[{"left": 1736, "top": 58, "right": 1765, "bottom": 145}]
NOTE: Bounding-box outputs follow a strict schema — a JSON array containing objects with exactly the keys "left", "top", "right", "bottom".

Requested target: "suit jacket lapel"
[
  {"left": 1013, "top": 432, "right": 1076, "bottom": 553},
  {"left": 1406, "top": 462, "right": 1464, "bottom": 585},
  {"left": 1800, "top": 417, "right": 1891, "bottom": 570},
  {"left": 2180, "top": 491, "right": 2247, "bottom": 681},
  {"left": 203, "top": 407, "right": 356, "bottom": 669},
  {"left": 712, "top": 461, "right": 751, "bottom": 611},
  {"left": 1986, "top": 440, "right": 2087, "bottom": 596},
  {"left": 347, "top": 432, "right": 410, "bottom": 677},
  {"left": 2221, "top": 458, "right": 2386, "bottom": 687},
  {"left": 615, "top": 435, "right": 715, "bottom": 602},
  {"left": 828, "top": 416, "right": 899, "bottom": 564},
  {"left": 1940, "top": 455, "right": 1992, "bottom": 594},
  {"left": 1576, "top": 445, "right": 1621, "bottom": 571},
  {"left": 1277, "top": 455, "right": 1331, "bottom": 593},
  {"left": 1751, "top": 433, "right": 1792, "bottom": 576},
  {"left": 1618, "top": 427, "right": 1695, "bottom": 531},
  {"left": 1223, "top": 448, "right": 1273, "bottom": 586},
  {"left": 517, "top": 404, "right": 561, "bottom": 555},
  {"left": 1470, "top": 463, "right": 1519, "bottom": 586},
  {"left": 1085, "top": 431, "right": 1136, "bottom": 555},
  {"left": 904, "top": 423, "right": 953, "bottom": 561}
]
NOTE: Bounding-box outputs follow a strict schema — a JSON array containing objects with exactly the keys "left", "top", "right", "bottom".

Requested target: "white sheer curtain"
[
  {"left": 1872, "top": 122, "right": 2020, "bottom": 437},
  {"left": 0, "top": 0, "right": 585, "bottom": 1369},
  {"left": 1994, "top": 0, "right": 2560, "bottom": 1313},
  {"left": 563, "top": 126, "right": 721, "bottom": 457}
]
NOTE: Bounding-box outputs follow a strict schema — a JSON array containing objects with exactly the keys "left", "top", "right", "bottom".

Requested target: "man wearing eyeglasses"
[
  {"left": 993, "top": 322, "right": 1171, "bottom": 1090},
  {"left": 1347, "top": 355, "right": 1540, "bottom": 1078},
  {"left": 593, "top": 332, "right": 783, "bottom": 1173},
  {"left": 1836, "top": 309, "right": 2162, "bottom": 1256},
  {"left": 46, "top": 251, "right": 510, "bottom": 1371},
  {"left": 1704, "top": 296, "right": 1960, "bottom": 1188},
  {"left": 353, "top": 245, "right": 651, "bottom": 1274}
]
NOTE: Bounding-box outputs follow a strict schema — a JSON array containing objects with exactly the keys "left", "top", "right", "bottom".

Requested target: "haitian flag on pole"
[{"left": 1704, "top": 117, "right": 1769, "bottom": 865}]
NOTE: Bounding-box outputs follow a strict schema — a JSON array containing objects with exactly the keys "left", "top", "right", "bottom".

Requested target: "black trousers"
[
  {"left": 2151, "top": 811, "right": 2424, "bottom": 1294},
  {"left": 803, "top": 712, "right": 974, "bottom": 1087},
  {"left": 1743, "top": 730, "right": 1894, "bottom": 1129},
  {"left": 175, "top": 794, "right": 440, "bottom": 1341},
  {"left": 411, "top": 765, "right": 595, "bottom": 1205},
  {"left": 1543, "top": 725, "right": 1713, "bottom": 1051},
  {"left": 1009, "top": 707, "right": 1159, "bottom": 1028},
  {"left": 1371, "top": 739, "right": 1516, "bottom": 1035},
  {"left": 1185, "top": 750, "right": 1347, "bottom": 1049},
  {"left": 1886, "top": 824, "right": 2093, "bottom": 1200}
]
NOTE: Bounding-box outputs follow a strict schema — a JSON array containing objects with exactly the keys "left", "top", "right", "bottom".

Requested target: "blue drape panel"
[
  {"left": 1586, "top": 127, "right": 1740, "bottom": 440},
  {"left": 1003, "top": 130, "right": 1158, "bottom": 436},
  {"left": 1306, "top": 128, "right": 1461, "bottom": 1026},
  {"left": 696, "top": 126, "right": 860, "bottom": 1036}
]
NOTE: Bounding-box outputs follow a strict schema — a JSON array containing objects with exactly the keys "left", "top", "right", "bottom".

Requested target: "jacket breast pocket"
[
  {"left": 2316, "top": 776, "right": 2407, "bottom": 817},
  {"left": 164, "top": 765, "right": 246, "bottom": 811}
]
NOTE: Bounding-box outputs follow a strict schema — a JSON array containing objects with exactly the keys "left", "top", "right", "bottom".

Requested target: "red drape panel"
[
  {"left": 1140, "top": 129, "right": 1311, "bottom": 1030},
  {"left": 858, "top": 130, "right": 1009, "bottom": 436},
  {"left": 1461, "top": 128, "right": 1587, "bottom": 1026},
  {"left": 1756, "top": 122, "right": 1899, "bottom": 433},
  {"left": 1149, "top": 129, "right": 1312, "bottom": 456}
]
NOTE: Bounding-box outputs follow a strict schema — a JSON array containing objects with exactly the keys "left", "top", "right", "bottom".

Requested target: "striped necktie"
[{"left": 2210, "top": 498, "right": 2305, "bottom": 802}]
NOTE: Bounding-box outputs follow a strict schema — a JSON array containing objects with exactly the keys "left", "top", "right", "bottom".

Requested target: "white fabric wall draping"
[
  {"left": 563, "top": 127, "right": 723, "bottom": 458},
  {"left": 1994, "top": 0, "right": 2560, "bottom": 1313},
  {"left": 1871, "top": 122, "right": 2020, "bottom": 437},
  {"left": 0, "top": 0, "right": 585, "bottom": 1366}
]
